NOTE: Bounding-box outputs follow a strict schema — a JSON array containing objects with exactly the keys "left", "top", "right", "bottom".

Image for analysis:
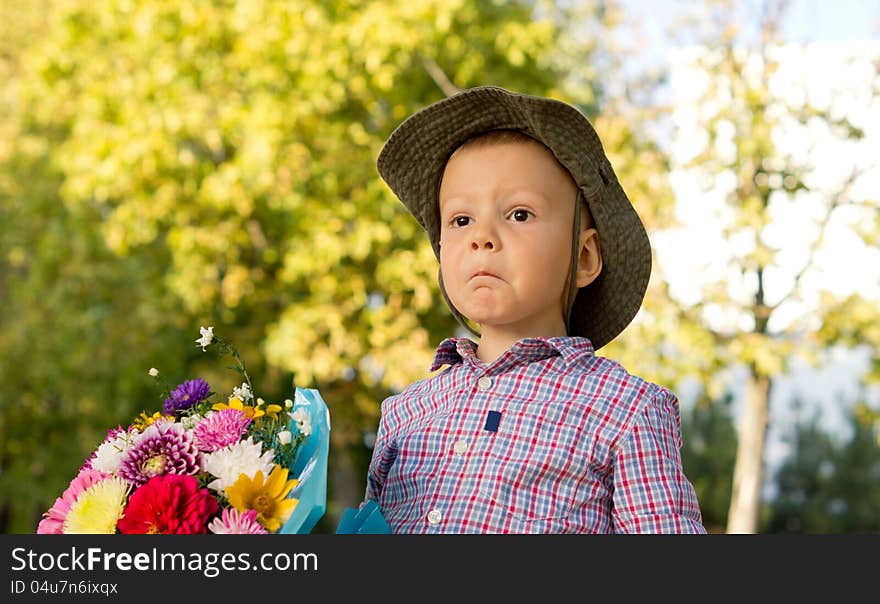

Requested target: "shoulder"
[
  {"left": 582, "top": 354, "right": 680, "bottom": 437},
  {"left": 378, "top": 366, "right": 457, "bottom": 421},
  {"left": 581, "top": 354, "right": 675, "bottom": 404}
]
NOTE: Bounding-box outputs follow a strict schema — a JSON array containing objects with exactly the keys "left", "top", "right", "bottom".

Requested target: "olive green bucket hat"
[{"left": 376, "top": 85, "right": 651, "bottom": 350}]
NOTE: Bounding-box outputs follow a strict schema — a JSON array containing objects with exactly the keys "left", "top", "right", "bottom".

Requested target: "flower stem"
[{"left": 211, "top": 334, "right": 254, "bottom": 399}]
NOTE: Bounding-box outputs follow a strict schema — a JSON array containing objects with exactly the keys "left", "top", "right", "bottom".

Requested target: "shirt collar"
[{"left": 430, "top": 336, "right": 595, "bottom": 372}]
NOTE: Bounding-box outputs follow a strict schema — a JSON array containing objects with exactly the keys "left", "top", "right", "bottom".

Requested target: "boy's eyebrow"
[{"left": 439, "top": 187, "right": 553, "bottom": 206}]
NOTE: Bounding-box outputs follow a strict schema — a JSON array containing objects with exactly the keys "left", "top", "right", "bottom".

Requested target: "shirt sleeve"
[
  {"left": 611, "top": 388, "right": 707, "bottom": 534},
  {"left": 364, "top": 401, "right": 397, "bottom": 503}
]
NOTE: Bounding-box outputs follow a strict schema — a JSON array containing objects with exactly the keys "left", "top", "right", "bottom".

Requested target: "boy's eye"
[
  {"left": 454, "top": 216, "right": 471, "bottom": 227},
  {"left": 510, "top": 209, "right": 532, "bottom": 222}
]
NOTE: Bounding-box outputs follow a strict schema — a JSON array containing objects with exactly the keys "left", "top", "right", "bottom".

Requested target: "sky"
[
  {"left": 781, "top": 0, "right": 879, "bottom": 42},
  {"left": 622, "top": 0, "right": 880, "bottom": 45},
  {"left": 616, "top": 0, "right": 880, "bottom": 479}
]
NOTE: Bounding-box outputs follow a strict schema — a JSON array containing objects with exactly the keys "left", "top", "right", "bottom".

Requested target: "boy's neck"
[{"left": 475, "top": 322, "right": 568, "bottom": 365}]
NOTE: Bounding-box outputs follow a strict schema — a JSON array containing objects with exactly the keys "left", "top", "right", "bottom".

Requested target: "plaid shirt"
[{"left": 365, "top": 337, "right": 706, "bottom": 534}]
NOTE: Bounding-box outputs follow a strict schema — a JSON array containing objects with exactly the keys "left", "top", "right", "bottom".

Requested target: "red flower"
[{"left": 118, "top": 474, "right": 218, "bottom": 534}]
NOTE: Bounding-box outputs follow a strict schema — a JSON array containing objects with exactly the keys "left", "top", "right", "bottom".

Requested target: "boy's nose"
[
  {"left": 470, "top": 215, "right": 500, "bottom": 251},
  {"left": 471, "top": 232, "right": 497, "bottom": 251},
  {"left": 471, "top": 238, "right": 494, "bottom": 251}
]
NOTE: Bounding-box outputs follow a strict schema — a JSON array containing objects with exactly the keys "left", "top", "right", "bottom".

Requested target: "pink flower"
[
  {"left": 118, "top": 420, "right": 199, "bottom": 486},
  {"left": 194, "top": 409, "right": 251, "bottom": 452},
  {"left": 37, "top": 467, "right": 108, "bottom": 534},
  {"left": 208, "top": 507, "right": 268, "bottom": 534}
]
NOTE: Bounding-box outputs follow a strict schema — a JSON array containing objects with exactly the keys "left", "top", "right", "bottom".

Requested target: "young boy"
[{"left": 364, "top": 86, "right": 705, "bottom": 533}]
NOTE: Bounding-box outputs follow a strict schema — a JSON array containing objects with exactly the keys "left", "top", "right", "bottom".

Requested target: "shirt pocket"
[{"left": 482, "top": 399, "right": 595, "bottom": 522}]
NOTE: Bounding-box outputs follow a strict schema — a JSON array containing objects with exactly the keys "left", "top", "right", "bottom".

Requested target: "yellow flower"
[
  {"left": 213, "top": 397, "right": 283, "bottom": 423},
  {"left": 132, "top": 411, "right": 173, "bottom": 430},
  {"left": 225, "top": 466, "right": 298, "bottom": 532},
  {"left": 213, "top": 396, "right": 264, "bottom": 420},
  {"left": 63, "top": 477, "right": 129, "bottom": 534},
  {"left": 256, "top": 402, "right": 283, "bottom": 420}
]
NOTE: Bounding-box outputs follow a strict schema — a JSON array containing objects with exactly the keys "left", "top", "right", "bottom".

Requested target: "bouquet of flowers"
[{"left": 36, "top": 326, "right": 329, "bottom": 535}]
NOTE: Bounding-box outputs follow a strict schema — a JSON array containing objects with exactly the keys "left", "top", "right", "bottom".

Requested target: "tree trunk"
[{"left": 726, "top": 370, "right": 771, "bottom": 533}]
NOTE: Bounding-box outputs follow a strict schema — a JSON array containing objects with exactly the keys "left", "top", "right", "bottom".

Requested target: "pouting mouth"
[{"left": 470, "top": 270, "right": 500, "bottom": 280}]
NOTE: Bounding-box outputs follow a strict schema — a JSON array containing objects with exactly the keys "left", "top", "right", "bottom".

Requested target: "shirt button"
[
  {"left": 427, "top": 509, "right": 442, "bottom": 525},
  {"left": 453, "top": 440, "right": 468, "bottom": 454},
  {"left": 477, "top": 376, "right": 492, "bottom": 391}
]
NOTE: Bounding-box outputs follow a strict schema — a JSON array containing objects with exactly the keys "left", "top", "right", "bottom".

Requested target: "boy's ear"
[{"left": 575, "top": 228, "right": 602, "bottom": 288}]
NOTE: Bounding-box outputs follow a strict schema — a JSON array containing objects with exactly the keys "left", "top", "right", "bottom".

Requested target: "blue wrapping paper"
[
  {"left": 336, "top": 500, "right": 391, "bottom": 534},
  {"left": 279, "top": 387, "right": 330, "bottom": 534}
]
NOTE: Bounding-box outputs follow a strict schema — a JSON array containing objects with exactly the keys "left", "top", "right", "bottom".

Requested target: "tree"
[
  {"left": 614, "top": 0, "right": 880, "bottom": 533},
  {"left": 679, "top": 393, "right": 738, "bottom": 533},
  {"left": 766, "top": 400, "right": 880, "bottom": 533},
  {"left": 1, "top": 0, "right": 628, "bottom": 532}
]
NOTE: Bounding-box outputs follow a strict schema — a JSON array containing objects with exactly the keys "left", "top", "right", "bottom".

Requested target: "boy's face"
[{"left": 438, "top": 140, "right": 582, "bottom": 338}]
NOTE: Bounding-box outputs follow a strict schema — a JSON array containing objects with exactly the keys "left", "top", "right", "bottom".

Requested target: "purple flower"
[
  {"left": 106, "top": 425, "right": 126, "bottom": 440},
  {"left": 193, "top": 409, "right": 251, "bottom": 452},
  {"left": 163, "top": 379, "right": 211, "bottom": 414},
  {"left": 118, "top": 420, "right": 200, "bottom": 486}
]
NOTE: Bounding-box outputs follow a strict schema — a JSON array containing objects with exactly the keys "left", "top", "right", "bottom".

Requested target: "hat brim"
[{"left": 377, "top": 86, "right": 651, "bottom": 350}]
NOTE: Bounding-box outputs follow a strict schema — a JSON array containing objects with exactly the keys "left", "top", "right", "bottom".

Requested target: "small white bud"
[
  {"left": 180, "top": 414, "right": 203, "bottom": 430},
  {"left": 291, "top": 408, "right": 312, "bottom": 437},
  {"left": 284, "top": 399, "right": 293, "bottom": 409},
  {"left": 196, "top": 326, "right": 214, "bottom": 351},
  {"left": 148, "top": 368, "right": 159, "bottom": 377},
  {"left": 277, "top": 430, "right": 292, "bottom": 445}
]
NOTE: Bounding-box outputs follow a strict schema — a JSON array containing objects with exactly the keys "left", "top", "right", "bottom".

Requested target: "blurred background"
[{"left": 1, "top": 0, "right": 878, "bottom": 534}]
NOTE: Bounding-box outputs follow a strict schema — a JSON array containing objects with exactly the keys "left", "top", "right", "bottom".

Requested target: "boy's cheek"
[{"left": 438, "top": 230, "right": 460, "bottom": 245}]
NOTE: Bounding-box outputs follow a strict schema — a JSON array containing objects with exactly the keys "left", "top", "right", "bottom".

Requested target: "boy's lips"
[{"left": 470, "top": 270, "right": 500, "bottom": 281}]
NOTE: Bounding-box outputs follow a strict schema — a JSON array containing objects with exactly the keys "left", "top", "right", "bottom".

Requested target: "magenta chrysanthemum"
[
  {"left": 208, "top": 507, "right": 267, "bottom": 534},
  {"left": 194, "top": 409, "right": 251, "bottom": 452},
  {"left": 106, "top": 425, "right": 126, "bottom": 440},
  {"left": 118, "top": 420, "right": 199, "bottom": 486}
]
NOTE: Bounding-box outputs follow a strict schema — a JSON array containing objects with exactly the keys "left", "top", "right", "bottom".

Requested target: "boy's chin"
[
  {"left": 465, "top": 309, "right": 569, "bottom": 338},
  {"left": 467, "top": 316, "right": 522, "bottom": 333},
  {"left": 455, "top": 305, "right": 505, "bottom": 327}
]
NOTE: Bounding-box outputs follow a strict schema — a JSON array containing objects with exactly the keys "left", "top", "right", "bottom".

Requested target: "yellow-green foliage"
[{"left": 0, "top": 0, "right": 601, "bottom": 532}]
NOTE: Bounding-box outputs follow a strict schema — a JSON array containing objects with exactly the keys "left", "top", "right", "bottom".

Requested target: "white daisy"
[{"left": 200, "top": 436, "right": 275, "bottom": 493}]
